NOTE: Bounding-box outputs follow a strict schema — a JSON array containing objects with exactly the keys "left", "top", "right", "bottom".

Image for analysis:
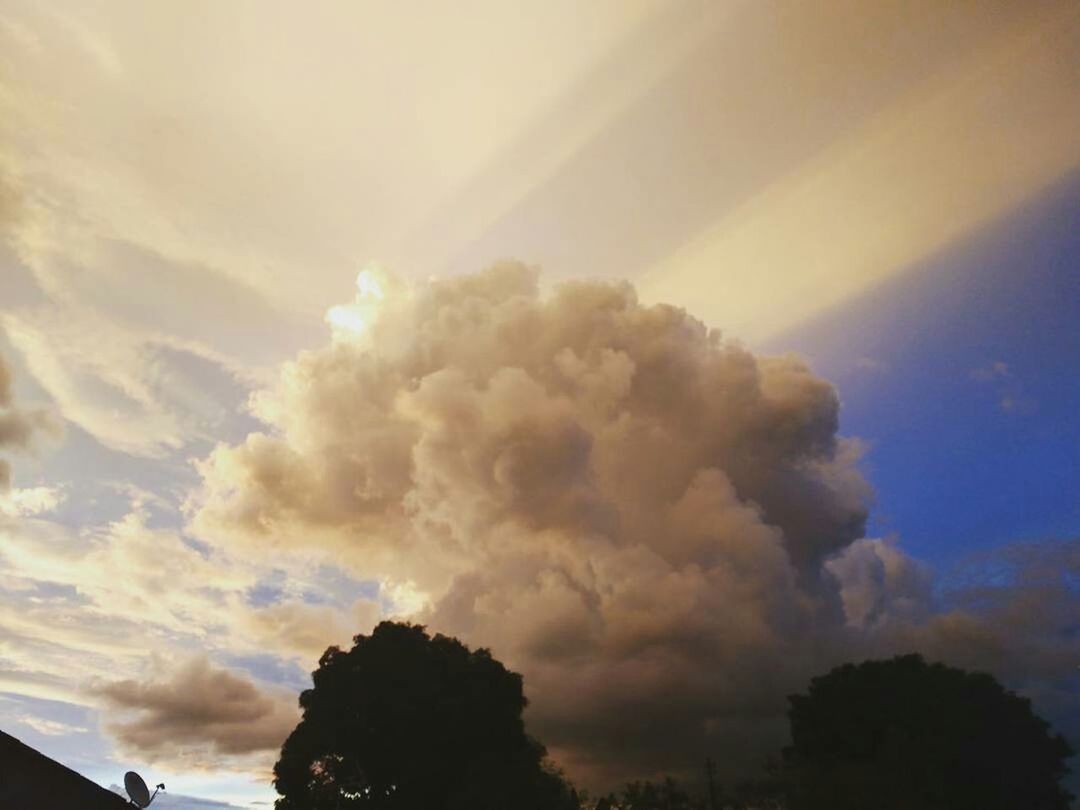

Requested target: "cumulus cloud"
[
  {"left": 189, "top": 264, "right": 884, "bottom": 783},
  {"left": 190, "top": 265, "right": 1080, "bottom": 788},
  {"left": 825, "top": 537, "right": 932, "bottom": 629},
  {"left": 195, "top": 264, "right": 869, "bottom": 570},
  {"left": 852, "top": 539, "right": 1080, "bottom": 760},
  {"left": 95, "top": 657, "right": 298, "bottom": 768},
  {"left": 898, "top": 539, "right": 1079, "bottom": 681}
]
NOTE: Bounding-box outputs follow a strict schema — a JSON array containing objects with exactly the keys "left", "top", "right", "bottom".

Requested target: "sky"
[{"left": 0, "top": 1, "right": 1078, "bottom": 807}]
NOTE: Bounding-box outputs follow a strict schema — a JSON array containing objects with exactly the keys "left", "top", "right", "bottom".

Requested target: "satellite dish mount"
[{"left": 124, "top": 771, "right": 165, "bottom": 808}]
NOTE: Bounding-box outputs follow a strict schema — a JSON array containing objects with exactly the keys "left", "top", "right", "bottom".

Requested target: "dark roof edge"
[{"left": 0, "top": 728, "right": 129, "bottom": 808}]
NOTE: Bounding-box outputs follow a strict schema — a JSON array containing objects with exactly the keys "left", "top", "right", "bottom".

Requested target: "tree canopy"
[
  {"left": 273, "top": 630, "right": 1073, "bottom": 810},
  {"left": 273, "top": 621, "right": 577, "bottom": 810},
  {"left": 591, "top": 774, "right": 785, "bottom": 810},
  {"left": 608, "top": 777, "right": 704, "bottom": 810},
  {"left": 782, "top": 653, "right": 1074, "bottom": 810}
]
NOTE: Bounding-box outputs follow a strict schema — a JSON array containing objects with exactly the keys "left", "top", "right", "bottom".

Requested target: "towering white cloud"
[
  {"left": 190, "top": 265, "right": 1079, "bottom": 787},
  {"left": 188, "top": 265, "right": 872, "bottom": 783}
]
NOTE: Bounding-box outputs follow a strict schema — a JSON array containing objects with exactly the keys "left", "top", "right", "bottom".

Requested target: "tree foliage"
[
  {"left": 592, "top": 775, "right": 783, "bottom": 810},
  {"left": 782, "top": 653, "right": 1074, "bottom": 810},
  {"left": 273, "top": 634, "right": 1073, "bottom": 810},
  {"left": 273, "top": 621, "right": 578, "bottom": 810},
  {"left": 613, "top": 777, "right": 705, "bottom": 809}
]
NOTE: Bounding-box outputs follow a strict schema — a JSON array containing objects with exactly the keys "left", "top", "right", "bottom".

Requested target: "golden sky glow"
[{"left": 638, "top": 1, "right": 1080, "bottom": 341}]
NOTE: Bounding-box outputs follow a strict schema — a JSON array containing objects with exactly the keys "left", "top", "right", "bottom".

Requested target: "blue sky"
[{"left": 771, "top": 169, "right": 1080, "bottom": 567}]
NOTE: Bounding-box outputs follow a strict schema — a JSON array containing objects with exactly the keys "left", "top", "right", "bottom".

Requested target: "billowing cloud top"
[
  {"left": 195, "top": 263, "right": 869, "bottom": 569},
  {"left": 190, "top": 265, "right": 880, "bottom": 782},
  {"left": 189, "top": 265, "right": 1078, "bottom": 787}
]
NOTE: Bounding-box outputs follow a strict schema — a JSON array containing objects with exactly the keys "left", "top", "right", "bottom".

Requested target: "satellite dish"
[{"left": 124, "top": 771, "right": 164, "bottom": 808}]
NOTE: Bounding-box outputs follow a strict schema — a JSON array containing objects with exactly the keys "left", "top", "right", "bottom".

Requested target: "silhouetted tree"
[
  {"left": 723, "top": 781, "right": 786, "bottom": 809},
  {"left": 619, "top": 777, "right": 705, "bottom": 809},
  {"left": 782, "top": 653, "right": 1074, "bottom": 810},
  {"left": 586, "top": 777, "right": 707, "bottom": 810},
  {"left": 708, "top": 754, "right": 788, "bottom": 809},
  {"left": 591, "top": 772, "right": 788, "bottom": 810},
  {"left": 719, "top": 773, "right": 787, "bottom": 809},
  {"left": 273, "top": 621, "right": 578, "bottom": 810}
]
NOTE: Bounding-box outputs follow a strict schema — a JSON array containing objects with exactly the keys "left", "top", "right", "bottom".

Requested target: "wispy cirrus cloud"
[{"left": 0, "top": 351, "right": 62, "bottom": 488}]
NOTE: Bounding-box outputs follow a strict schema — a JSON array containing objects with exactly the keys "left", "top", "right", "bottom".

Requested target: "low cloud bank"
[{"left": 96, "top": 657, "right": 298, "bottom": 769}]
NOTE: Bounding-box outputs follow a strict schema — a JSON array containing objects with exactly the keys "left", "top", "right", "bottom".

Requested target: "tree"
[
  {"left": 782, "top": 653, "right": 1074, "bottom": 810},
  {"left": 273, "top": 621, "right": 578, "bottom": 810},
  {"left": 588, "top": 780, "right": 687, "bottom": 810},
  {"left": 720, "top": 772, "right": 787, "bottom": 809},
  {"left": 617, "top": 777, "right": 705, "bottom": 809}
]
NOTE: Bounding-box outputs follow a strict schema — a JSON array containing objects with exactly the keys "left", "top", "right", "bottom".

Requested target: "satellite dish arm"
[{"left": 147, "top": 783, "right": 165, "bottom": 806}]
